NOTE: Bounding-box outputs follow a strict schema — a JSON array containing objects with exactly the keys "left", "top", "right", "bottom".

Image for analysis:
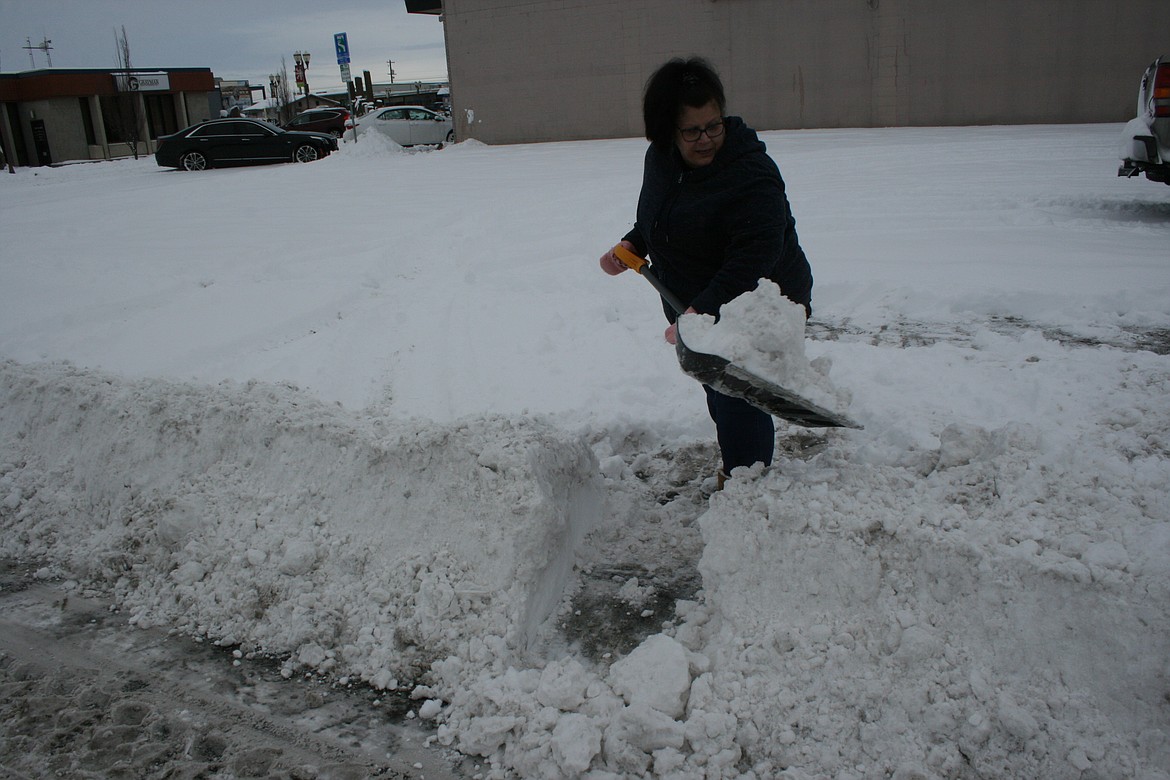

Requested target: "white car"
[
  {"left": 356, "top": 105, "right": 454, "bottom": 147},
  {"left": 1118, "top": 55, "right": 1170, "bottom": 185}
]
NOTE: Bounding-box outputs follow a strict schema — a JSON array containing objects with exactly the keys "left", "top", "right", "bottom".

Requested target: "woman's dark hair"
[{"left": 642, "top": 57, "right": 726, "bottom": 148}]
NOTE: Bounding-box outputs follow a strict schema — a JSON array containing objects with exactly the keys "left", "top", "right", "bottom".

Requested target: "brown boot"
[{"left": 715, "top": 469, "right": 729, "bottom": 491}]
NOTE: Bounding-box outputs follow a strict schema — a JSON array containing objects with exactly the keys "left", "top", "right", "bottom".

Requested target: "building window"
[
  {"left": 79, "top": 97, "right": 97, "bottom": 146},
  {"left": 100, "top": 94, "right": 141, "bottom": 145},
  {"left": 142, "top": 93, "right": 179, "bottom": 139}
]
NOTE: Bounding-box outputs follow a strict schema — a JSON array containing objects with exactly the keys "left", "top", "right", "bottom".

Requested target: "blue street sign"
[{"left": 334, "top": 33, "right": 350, "bottom": 65}]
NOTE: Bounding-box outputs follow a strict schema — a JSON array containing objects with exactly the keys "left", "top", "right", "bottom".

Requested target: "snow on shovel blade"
[
  {"left": 674, "top": 333, "right": 862, "bottom": 429},
  {"left": 611, "top": 244, "right": 861, "bottom": 430}
]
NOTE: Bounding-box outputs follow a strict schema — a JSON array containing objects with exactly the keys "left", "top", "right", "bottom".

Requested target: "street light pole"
[
  {"left": 269, "top": 72, "right": 284, "bottom": 122},
  {"left": 294, "top": 50, "right": 311, "bottom": 98}
]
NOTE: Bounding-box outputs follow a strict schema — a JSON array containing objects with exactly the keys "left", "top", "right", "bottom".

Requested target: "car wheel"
[
  {"left": 445, "top": 130, "right": 455, "bottom": 144},
  {"left": 180, "top": 151, "right": 208, "bottom": 171},
  {"left": 294, "top": 144, "right": 320, "bottom": 163},
  {"left": 330, "top": 129, "right": 342, "bottom": 139}
]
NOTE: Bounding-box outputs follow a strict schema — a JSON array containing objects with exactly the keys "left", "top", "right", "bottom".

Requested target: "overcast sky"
[{"left": 0, "top": 0, "right": 448, "bottom": 91}]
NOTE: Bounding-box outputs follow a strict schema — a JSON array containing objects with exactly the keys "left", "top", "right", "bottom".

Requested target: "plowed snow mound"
[{"left": 0, "top": 360, "right": 601, "bottom": 686}]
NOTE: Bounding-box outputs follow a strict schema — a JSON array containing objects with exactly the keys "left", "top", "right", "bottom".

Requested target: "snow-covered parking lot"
[{"left": 2, "top": 123, "right": 1169, "bottom": 779}]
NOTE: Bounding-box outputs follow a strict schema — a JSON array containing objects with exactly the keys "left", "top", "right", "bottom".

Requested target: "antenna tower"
[{"left": 23, "top": 36, "right": 53, "bottom": 68}]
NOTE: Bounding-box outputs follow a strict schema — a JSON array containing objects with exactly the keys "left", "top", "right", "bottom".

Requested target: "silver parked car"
[
  {"left": 356, "top": 105, "right": 454, "bottom": 147},
  {"left": 1118, "top": 55, "right": 1170, "bottom": 185}
]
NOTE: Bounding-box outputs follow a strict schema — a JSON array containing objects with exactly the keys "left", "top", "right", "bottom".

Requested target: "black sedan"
[{"left": 155, "top": 119, "right": 338, "bottom": 171}]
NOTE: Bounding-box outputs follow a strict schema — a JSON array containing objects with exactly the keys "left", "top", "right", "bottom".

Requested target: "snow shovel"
[{"left": 612, "top": 245, "right": 861, "bottom": 429}]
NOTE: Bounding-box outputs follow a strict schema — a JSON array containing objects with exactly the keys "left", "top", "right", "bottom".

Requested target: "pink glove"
[
  {"left": 599, "top": 241, "right": 635, "bottom": 275},
  {"left": 665, "top": 307, "right": 698, "bottom": 345}
]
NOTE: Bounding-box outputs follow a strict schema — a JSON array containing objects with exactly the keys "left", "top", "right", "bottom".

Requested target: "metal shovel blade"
[
  {"left": 675, "top": 332, "right": 862, "bottom": 429},
  {"left": 610, "top": 244, "right": 861, "bottom": 429}
]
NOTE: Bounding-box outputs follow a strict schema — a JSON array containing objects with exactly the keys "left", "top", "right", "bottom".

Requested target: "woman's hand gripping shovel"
[{"left": 612, "top": 245, "right": 861, "bottom": 429}]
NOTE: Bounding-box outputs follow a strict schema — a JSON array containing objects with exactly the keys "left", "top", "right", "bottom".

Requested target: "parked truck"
[{"left": 1118, "top": 56, "right": 1170, "bottom": 185}]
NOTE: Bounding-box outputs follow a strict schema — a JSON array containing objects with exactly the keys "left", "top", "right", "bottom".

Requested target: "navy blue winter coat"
[{"left": 622, "top": 116, "right": 812, "bottom": 320}]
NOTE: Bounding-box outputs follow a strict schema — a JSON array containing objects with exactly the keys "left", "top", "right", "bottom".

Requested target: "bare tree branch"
[{"left": 112, "top": 26, "right": 142, "bottom": 159}]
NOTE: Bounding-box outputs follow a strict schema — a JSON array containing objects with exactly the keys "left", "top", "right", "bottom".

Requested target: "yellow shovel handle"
[{"left": 613, "top": 244, "right": 648, "bottom": 273}]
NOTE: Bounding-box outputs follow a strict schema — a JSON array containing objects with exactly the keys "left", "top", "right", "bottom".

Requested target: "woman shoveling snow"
[{"left": 599, "top": 56, "right": 850, "bottom": 488}]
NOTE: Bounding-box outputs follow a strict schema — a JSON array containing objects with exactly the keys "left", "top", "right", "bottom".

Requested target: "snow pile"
[
  {"left": 340, "top": 129, "right": 405, "bottom": 157},
  {"left": 415, "top": 403, "right": 1170, "bottom": 778},
  {"left": 4, "top": 353, "right": 1168, "bottom": 778},
  {"left": 679, "top": 281, "right": 852, "bottom": 415},
  {"left": 697, "top": 416, "right": 1170, "bottom": 777},
  {"left": 0, "top": 360, "right": 601, "bottom": 684}
]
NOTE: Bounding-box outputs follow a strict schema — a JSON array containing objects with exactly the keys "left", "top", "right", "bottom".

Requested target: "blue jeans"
[{"left": 704, "top": 385, "right": 774, "bottom": 472}]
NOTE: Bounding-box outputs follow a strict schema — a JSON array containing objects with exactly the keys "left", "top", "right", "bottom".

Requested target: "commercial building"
[
  {"left": 0, "top": 67, "right": 216, "bottom": 167},
  {"left": 408, "top": 0, "right": 1169, "bottom": 145}
]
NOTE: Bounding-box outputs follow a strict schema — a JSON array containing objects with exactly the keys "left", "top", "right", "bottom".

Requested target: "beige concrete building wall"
[
  {"left": 437, "top": 0, "right": 1169, "bottom": 145},
  {"left": 23, "top": 98, "right": 91, "bottom": 164}
]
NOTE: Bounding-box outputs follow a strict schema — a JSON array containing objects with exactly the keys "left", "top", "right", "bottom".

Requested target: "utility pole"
[{"left": 387, "top": 59, "right": 396, "bottom": 84}]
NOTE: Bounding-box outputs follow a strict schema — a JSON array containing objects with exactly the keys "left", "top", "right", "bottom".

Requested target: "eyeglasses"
[{"left": 677, "top": 119, "right": 725, "bottom": 143}]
